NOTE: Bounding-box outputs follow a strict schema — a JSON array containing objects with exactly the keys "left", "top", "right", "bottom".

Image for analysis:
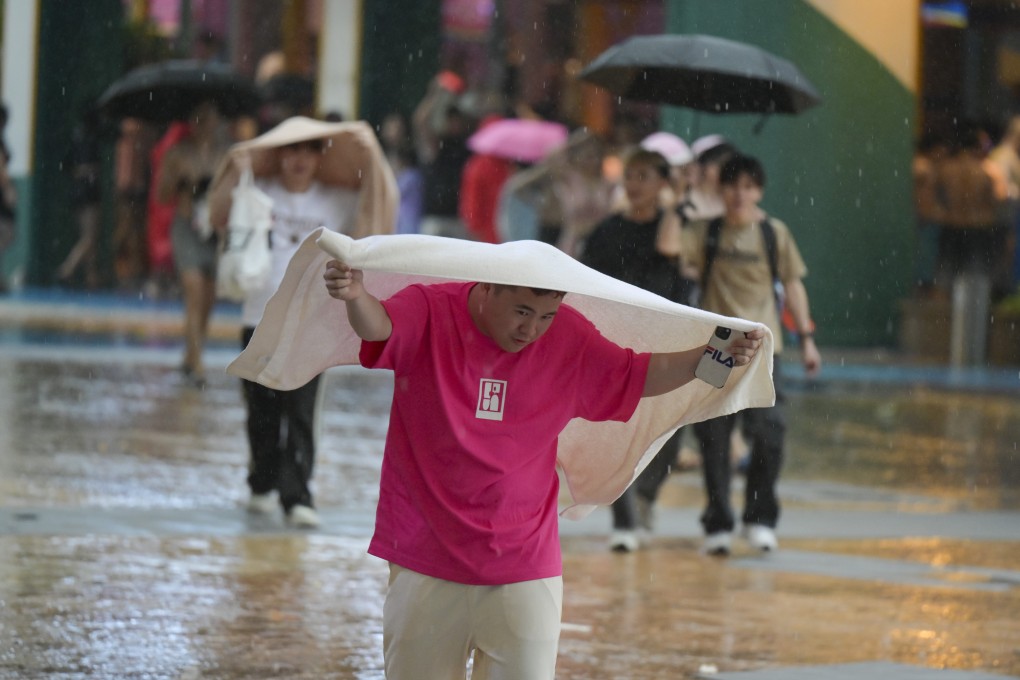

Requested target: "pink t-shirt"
[{"left": 360, "top": 282, "right": 650, "bottom": 586}]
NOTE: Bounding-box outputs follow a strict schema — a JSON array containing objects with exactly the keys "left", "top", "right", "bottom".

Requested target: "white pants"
[{"left": 383, "top": 564, "right": 563, "bottom": 680}]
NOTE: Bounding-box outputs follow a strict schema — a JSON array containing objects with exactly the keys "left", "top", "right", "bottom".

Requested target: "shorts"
[
  {"left": 383, "top": 564, "right": 563, "bottom": 680},
  {"left": 170, "top": 215, "right": 218, "bottom": 276}
]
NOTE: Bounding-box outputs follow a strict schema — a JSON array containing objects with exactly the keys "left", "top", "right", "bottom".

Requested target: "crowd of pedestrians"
[
  {"left": 335, "top": 71, "right": 827, "bottom": 561},
  {"left": 1, "top": 59, "right": 832, "bottom": 558}
]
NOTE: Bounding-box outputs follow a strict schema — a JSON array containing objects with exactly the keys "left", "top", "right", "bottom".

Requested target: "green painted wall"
[
  {"left": 28, "top": 0, "right": 122, "bottom": 286},
  {"left": 359, "top": 0, "right": 442, "bottom": 126},
  {"left": 665, "top": 0, "right": 915, "bottom": 347}
]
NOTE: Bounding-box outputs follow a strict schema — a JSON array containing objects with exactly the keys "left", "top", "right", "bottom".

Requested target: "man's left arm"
[
  {"left": 784, "top": 278, "right": 821, "bottom": 377},
  {"left": 642, "top": 329, "right": 765, "bottom": 398}
]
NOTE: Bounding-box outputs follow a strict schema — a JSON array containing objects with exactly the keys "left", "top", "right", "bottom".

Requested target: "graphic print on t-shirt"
[
  {"left": 273, "top": 213, "right": 325, "bottom": 246},
  {"left": 476, "top": 378, "right": 507, "bottom": 421}
]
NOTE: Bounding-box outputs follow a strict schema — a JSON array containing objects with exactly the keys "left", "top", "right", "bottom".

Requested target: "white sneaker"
[
  {"left": 608, "top": 530, "right": 640, "bottom": 553},
  {"left": 286, "top": 504, "right": 321, "bottom": 529},
  {"left": 742, "top": 524, "right": 778, "bottom": 552},
  {"left": 703, "top": 531, "right": 732, "bottom": 557},
  {"left": 246, "top": 492, "right": 276, "bottom": 516}
]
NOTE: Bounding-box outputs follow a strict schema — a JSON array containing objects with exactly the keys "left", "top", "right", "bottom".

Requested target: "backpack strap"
[
  {"left": 759, "top": 217, "right": 779, "bottom": 286},
  {"left": 700, "top": 217, "right": 724, "bottom": 294},
  {"left": 759, "top": 217, "right": 788, "bottom": 322}
]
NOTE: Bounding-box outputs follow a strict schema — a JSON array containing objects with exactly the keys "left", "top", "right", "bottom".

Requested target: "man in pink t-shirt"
[{"left": 324, "top": 261, "right": 763, "bottom": 680}]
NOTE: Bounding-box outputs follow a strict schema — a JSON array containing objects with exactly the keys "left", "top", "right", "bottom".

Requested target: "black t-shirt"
[
  {"left": 581, "top": 211, "right": 693, "bottom": 304},
  {"left": 422, "top": 135, "right": 472, "bottom": 217}
]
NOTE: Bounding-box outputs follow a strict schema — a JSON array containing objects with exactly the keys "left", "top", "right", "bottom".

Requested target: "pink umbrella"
[{"left": 467, "top": 118, "right": 569, "bottom": 163}]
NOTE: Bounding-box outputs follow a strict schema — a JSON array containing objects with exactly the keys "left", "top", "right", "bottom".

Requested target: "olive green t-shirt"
[{"left": 681, "top": 216, "right": 807, "bottom": 354}]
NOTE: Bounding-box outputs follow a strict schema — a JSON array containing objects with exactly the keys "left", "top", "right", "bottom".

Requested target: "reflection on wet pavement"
[
  {"left": 0, "top": 361, "right": 392, "bottom": 511},
  {"left": 1, "top": 354, "right": 1019, "bottom": 679},
  {"left": 557, "top": 540, "right": 1020, "bottom": 679},
  {"left": 784, "top": 387, "right": 1020, "bottom": 511},
  {"left": 0, "top": 534, "right": 387, "bottom": 678},
  {"left": 2, "top": 534, "right": 1017, "bottom": 679}
]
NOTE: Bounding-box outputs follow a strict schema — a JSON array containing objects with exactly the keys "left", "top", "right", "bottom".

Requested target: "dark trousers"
[
  {"left": 693, "top": 361, "right": 786, "bottom": 534},
  {"left": 241, "top": 327, "right": 322, "bottom": 511},
  {"left": 612, "top": 428, "right": 684, "bottom": 529}
]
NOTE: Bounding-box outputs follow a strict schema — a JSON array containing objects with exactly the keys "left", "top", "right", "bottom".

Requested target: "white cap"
[
  {"left": 640, "top": 132, "right": 694, "bottom": 166},
  {"left": 691, "top": 134, "right": 727, "bottom": 158}
]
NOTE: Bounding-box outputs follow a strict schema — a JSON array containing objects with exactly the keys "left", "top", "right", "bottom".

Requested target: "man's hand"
[
  {"left": 728, "top": 328, "right": 765, "bottom": 366},
  {"left": 642, "top": 327, "right": 767, "bottom": 398},
  {"left": 801, "top": 336, "right": 822, "bottom": 377},
  {"left": 323, "top": 259, "right": 393, "bottom": 342},
  {"left": 324, "top": 259, "right": 364, "bottom": 301}
]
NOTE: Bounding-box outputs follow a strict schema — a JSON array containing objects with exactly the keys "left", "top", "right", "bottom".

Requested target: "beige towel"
[
  {"left": 211, "top": 116, "right": 398, "bottom": 239},
  {"left": 229, "top": 231, "right": 776, "bottom": 519}
]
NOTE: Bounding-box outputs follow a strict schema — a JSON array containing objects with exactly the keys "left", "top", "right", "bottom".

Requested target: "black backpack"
[{"left": 699, "top": 217, "right": 785, "bottom": 313}]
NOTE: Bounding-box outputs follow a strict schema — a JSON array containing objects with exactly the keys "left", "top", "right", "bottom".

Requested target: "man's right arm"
[{"left": 323, "top": 260, "right": 393, "bottom": 341}]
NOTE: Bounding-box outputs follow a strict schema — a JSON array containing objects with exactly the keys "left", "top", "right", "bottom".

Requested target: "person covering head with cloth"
[
  {"left": 209, "top": 117, "right": 397, "bottom": 528},
  {"left": 321, "top": 252, "right": 764, "bottom": 678},
  {"left": 157, "top": 100, "right": 232, "bottom": 386}
]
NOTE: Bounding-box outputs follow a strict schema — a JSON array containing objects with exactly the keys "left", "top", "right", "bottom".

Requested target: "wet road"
[{"left": 1, "top": 331, "right": 1019, "bottom": 678}]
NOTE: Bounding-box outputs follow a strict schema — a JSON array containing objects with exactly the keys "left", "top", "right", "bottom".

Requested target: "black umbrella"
[
  {"left": 579, "top": 34, "right": 821, "bottom": 115},
  {"left": 259, "top": 73, "right": 316, "bottom": 111},
  {"left": 97, "top": 59, "right": 260, "bottom": 123}
]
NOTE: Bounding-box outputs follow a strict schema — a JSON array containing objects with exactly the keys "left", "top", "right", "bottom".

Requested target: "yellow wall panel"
[{"left": 804, "top": 0, "right": 920, "bottom": 92}]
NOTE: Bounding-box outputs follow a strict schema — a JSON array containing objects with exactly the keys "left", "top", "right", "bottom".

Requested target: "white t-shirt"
[{"left": 242, "top": 179, "right": 359, "bottom": 326}]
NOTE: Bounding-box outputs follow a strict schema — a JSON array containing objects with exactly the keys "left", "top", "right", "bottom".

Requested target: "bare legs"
[
  {"left": 56, "top": 204, "right": 101, "bottom": 288},
  {"left": 179, "top": 267, "right": 216, "bottom": 382}
]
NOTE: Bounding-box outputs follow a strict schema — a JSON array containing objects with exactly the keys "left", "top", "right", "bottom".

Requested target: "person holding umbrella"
[
  {"left": 97, "top": 59, "right": 261, "bottom": 302},
  {"left": 209, "top": 116, "right": 398, "bottom": 528},
  {"left": 157, "top": 100, "right": 234, "bottom": 386}
]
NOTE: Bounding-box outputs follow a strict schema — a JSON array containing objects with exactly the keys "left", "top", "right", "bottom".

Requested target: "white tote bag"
[{"left": 217, "top": 162, "right": 274, "bottom": 302}]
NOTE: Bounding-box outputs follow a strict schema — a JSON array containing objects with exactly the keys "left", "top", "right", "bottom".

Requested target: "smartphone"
[{"left": 695, "top": 326, "right": 735, "bottom": 389}]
